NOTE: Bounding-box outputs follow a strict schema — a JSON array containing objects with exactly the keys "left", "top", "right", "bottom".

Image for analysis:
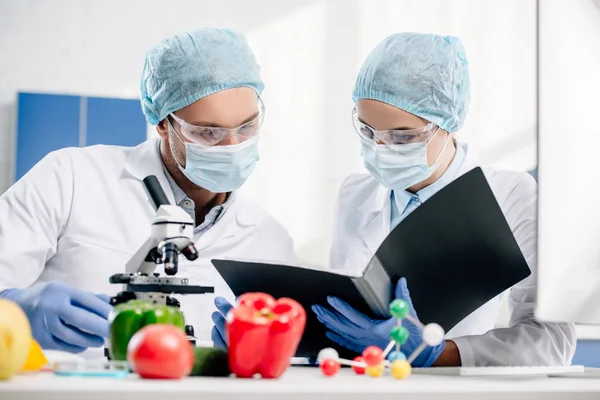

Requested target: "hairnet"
[
  {"left": 352, "top": 33, "right": 470, "bottom": 133},
  {"left": 140, "top": 28, "right": 264, "bottom": 126}
]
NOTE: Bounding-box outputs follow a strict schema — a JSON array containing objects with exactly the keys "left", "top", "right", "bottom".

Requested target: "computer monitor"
[{"left": 535, "top": 0, "right": 600, "bottom": 324}]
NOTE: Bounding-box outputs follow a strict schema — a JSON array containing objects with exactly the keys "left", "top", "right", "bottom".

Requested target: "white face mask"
[
  {"left": 360, "top": 127, "right": 452, "bottom": 191},
  {"left": 169, "top": 123, "right": 260, "bottom": 193}
]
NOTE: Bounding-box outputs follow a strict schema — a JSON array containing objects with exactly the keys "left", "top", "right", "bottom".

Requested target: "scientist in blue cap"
[
  {"left": 0, "top": 29, "right": 295, "bottom": 355},
  {"left": 312, "top": 33, "right": 575, "bottom": 367}
]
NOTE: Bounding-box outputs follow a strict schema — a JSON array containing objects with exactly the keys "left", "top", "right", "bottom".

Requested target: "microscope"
[{"left": 108, "top": 175, "right": 214, "bottom": 342}]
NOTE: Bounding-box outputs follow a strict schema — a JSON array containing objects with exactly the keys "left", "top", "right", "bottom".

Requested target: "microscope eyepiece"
[{"left": 143, "top": 176, "right": 170, "bottom": 210}]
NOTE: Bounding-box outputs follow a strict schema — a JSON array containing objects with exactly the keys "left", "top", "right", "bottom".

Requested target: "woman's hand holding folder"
[{"left": 311, "top": 278, "right": 446, "bottom": 368}]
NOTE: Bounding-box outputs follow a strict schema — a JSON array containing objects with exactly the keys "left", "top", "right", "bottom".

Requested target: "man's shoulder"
[
  {"left": 42, "top": 143, "right": 146, "bottom": 183},
  {"left": 58, "top": 143, "right": 134, "bottom": 165}
]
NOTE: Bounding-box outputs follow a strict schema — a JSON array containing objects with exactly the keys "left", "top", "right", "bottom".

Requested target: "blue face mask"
[
  {"left": 361, "top": 127, "right": 451, "bottom": 191},
  {"left": 169, "top": 124, "right": 260, "bottom": 193}
]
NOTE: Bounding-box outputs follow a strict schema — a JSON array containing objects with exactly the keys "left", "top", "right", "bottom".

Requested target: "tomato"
[{"left": 127, "top": 324, "right": 193, "bottom": 379}]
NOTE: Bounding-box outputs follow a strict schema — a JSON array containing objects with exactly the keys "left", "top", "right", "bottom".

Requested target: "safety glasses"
[
  {"left": 352, "top": 106, "right": 439, "bottom": 145},
  {"left": 169, "top": 99, "right": 265, "bottom": 146}
]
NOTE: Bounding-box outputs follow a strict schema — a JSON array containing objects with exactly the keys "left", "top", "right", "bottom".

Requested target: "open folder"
[{"left": 212, "top": 167, "right": 531, "bottom": 359}]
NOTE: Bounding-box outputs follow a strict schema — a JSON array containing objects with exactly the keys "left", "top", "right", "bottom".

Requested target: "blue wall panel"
[
  {"left": 15, "top": 93, "right": 147, "bottom": 182},
  {"left": 573, "top": 340, "right": 600, "bottom": 367},
  {"left": 86, "top": 97, "right": 146, "bottom": 147},
  {"left": 16, "top": 93, "right": 81, "bottom": 180}
]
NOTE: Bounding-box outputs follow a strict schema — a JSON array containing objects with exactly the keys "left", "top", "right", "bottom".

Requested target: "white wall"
[{"left": 0, "top": 0, "right": 536, "bottom": 267}]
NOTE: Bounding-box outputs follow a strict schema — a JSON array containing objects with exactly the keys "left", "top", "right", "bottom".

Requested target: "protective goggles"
[
  {"left": 169, "top": 99, "right": 265, "bottom": 146},
  {"left": 352, "top": 106, "right": 439, "bottom": 145}
]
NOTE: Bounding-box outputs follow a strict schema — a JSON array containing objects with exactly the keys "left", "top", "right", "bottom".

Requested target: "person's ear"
[{"left": 156, "top": 118, "right": 169, "bottom": 139}]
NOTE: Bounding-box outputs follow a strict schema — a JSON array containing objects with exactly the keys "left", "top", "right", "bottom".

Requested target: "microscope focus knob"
[
  {"left": 166, "top": 296, "right": 181, "bottom": 308},
  {"left": 110, "top": 291, "right": 137, "bottom": 306},
  {"left": 109, "top": 274, "right": 132, "bottom": 284},
  {"left": 185, "top": 325, "right": 195, "bottom": 337}
]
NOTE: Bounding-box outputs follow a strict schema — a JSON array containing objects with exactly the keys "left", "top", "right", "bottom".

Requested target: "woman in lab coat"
[
  {"left": 0, "top": 29, "right": 295, "bottom": 356},
  {"left": 311, "top": 33, "right": 575, "bottom": 367}
]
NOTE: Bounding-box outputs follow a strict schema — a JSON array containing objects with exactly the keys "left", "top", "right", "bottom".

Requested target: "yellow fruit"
[
  {"left": 391, "top": 360, "right": 411, "bottom": 379},
  {"left": 365, "top": 363, "right": 384, "bottom": 377},
  {"left": 21, "top": 338, "right": 48, "bottom": 372},
  {"left": 0, "top": 299, "right": 32, "bottom": 380}
]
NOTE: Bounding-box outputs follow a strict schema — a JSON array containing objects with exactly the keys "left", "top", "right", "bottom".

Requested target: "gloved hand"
[
  {"left": 0, "top": 281, "right": 112, "bottom": 353},
  {"left": 211, "top": 296, "right": 233, "bottom": 349},
  {"left": 311, "top": 278, "right": 445, "bottom": 367}
]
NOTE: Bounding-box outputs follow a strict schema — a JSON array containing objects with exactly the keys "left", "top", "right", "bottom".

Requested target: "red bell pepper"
[{"left": 226, "top": 293, "right": 306, "bottom": 379}]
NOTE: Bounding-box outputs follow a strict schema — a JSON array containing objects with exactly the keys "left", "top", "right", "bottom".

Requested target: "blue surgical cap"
[
  {"left": 352, "top": 33, "right": 470, "bottom": 133},
  {"left": 140, "top": 28, "right": 264, "bottom": 126}
]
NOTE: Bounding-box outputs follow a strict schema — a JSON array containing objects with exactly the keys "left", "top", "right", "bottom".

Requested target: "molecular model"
[{"left": 317, "top": 298, "right": 445, "bottom": 379}]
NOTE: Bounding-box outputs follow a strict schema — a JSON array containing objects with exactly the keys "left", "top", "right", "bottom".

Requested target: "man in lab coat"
[
  {"left": 0, "top": 29, "right": 295, "bottom": 355},
  {"left": 311, "top": 33, "right": 575, "bottom": 367}
]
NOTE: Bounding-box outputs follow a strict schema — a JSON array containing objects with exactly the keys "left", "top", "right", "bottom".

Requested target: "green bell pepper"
[{"left": 108, "top": 300, "right": 185, "bottom": 361}]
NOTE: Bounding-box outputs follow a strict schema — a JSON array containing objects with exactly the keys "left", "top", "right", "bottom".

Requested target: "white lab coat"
[
  {"left": 0, "top": 138, "right": 296, "bottom": 350},
  {"left": 330, "top": 143, "right": 576, "bottom": 367}
]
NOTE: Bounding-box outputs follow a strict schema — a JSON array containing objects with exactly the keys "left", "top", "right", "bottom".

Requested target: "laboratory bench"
[{"left": 2, "top": 367, "right": 600, "bottom": 400}]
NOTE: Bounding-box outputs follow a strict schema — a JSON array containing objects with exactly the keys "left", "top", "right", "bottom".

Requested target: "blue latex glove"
[
  {"left": 312, "top": 278, "right": 445, "bottom": 367},
  {"left": 211, "top": 296, "right": 233, "bottom": 349},
  {"left": 0, "top": 282, "right": 112, "bottom": 353}
]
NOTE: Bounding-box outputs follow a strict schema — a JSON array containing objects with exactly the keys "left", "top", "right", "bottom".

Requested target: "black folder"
[{"left": 212, "top": 167, "right": 531, "bottom": 359}]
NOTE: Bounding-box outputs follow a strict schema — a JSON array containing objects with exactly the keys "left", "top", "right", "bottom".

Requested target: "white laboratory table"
[{"left": 2, "top": 368, "right": 600, "bottom": 400}]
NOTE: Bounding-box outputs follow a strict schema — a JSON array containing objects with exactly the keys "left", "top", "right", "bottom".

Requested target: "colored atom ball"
[
  {"left": 352, "top": 356, "right": 366, "bottom": 375},
  {"left": 389, "top": 299, "right": 410, "bottom": 319},
  {"left": 390, "top": 326, "right": 409, "bottom": 345},
  {"left": 391, "top": 360, "right": 412, "bottom": 380},
  {"left": 362, "top": 346, "right": 384, "bottom": 366},
  {"left": 365, "top": 363, "right": 385, "bottom": 377},
  {"left": 317, "top": 347, "right": 339, "bottom": 364},
  {"left": 387, "top": 351, "right": 407, "bottom": 362},
  {"left": 423, "top": 323, "right": 445, "bottom": 346},
  {"left": 320, "top": 359, "right": 341, "bottom": 377}
]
